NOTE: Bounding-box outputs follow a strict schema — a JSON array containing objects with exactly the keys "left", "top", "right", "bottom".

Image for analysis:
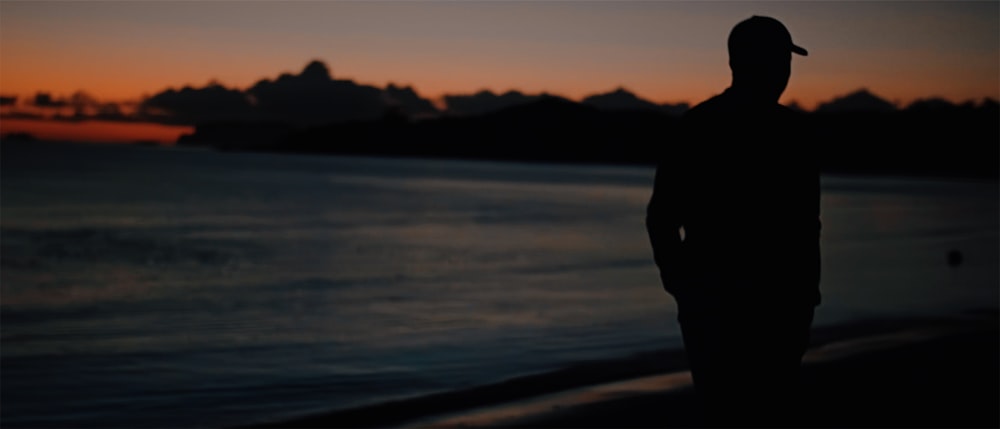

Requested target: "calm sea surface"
[{"left": 2, "top": 141, "right": 997, "bottom": 427}]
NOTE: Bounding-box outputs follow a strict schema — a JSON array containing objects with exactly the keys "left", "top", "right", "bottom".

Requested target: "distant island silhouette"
[
  {"left": 3, "top": 60, "right": 997, "bottom": 178},
  {"left": 173, "top": 94, "right": 998, "bottom": 178},
  {"left": 170, "top": 62, "right": 997, "bottom": 179}
]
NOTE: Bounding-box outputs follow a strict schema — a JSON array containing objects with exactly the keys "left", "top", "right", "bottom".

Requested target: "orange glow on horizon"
[
  {"left": 2, "top": 9, "right": 996, "bottom": 115},
  {"left": 1, "top": 0, "right": 995, "bottom": 138},
  {"left": 0, "top": 118, "right": 192, "bottom": 144},
  {"left": 3, "top": 61, "right": 995, "bottom": 115}
]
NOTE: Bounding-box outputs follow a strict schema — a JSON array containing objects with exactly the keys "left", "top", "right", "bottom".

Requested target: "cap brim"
[{"left": 791, "top": 44, "right": 808, "bottom": 56}]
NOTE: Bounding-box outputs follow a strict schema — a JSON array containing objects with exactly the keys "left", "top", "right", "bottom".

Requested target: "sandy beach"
[{"left": 253, "top": 311, "right": 998, "bottom": 428}]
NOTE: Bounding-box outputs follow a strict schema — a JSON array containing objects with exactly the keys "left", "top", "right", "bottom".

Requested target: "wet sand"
[{"left": 253, "top": 312, "right": 998, "bottom": 428}]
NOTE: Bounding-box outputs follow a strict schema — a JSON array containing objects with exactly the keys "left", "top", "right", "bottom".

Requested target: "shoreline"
[
  {"left": 249, "top": 310, "right": 998, "bottom": 428},
  {"left": 5, "top": 140, "right": 1000, "bottom": 182}
]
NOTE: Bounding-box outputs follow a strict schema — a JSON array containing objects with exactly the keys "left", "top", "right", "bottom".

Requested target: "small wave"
[{"left": 1, "top": 227, "right": 263, "bottom": 269}]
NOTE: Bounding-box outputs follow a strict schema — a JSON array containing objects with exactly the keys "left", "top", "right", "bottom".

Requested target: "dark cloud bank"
[{"left": 137, "top": 60, "right": 690, "bottom": 126}]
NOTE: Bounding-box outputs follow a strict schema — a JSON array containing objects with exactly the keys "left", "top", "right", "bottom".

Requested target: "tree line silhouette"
[
  {"left": 178, "top": 92, "right": 998, "bottom": 179},
  {"left": 4, "top": 60, "right": 996, "bottom": 178}
]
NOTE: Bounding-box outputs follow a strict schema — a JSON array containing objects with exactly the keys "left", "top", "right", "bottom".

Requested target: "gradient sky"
[{"left": 2, "top": 1, "right": 998, "bottom": 113}]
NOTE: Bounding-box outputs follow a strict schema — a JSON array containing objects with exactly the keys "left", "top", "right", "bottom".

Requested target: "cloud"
[
  {"left": 138, "top": 60, "right": 439, "bottom": 126},
  {"left": 247, "top": 60, "right": 388, "bottom": 125},
  {"left": 2, "top": 91, "right": 132, "bottom": 122},
  {"left": 32, "top": 92, "right": 68, "bottom": 108},
  {"left": 385, "top": 83, "right": 438, "bottom": 118},
  {"left": 64, "top": 91, "right": 126, "bottom": 119},
  {"left": 141, "top": 82, "right": 255, "bottom": 124}
]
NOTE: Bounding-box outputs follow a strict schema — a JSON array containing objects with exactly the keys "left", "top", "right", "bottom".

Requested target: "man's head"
[{"left": 728, "top": 16, "right": 807, "bottom": 102}]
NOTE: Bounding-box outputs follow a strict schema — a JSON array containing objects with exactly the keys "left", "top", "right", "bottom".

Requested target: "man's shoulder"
[
  {"left": 681, "top": 93, "right": 734, "bottom": 124},
  {"left": 683, "top": 92, "right": 803, "bottom": 121},
  {"left": 683, "top": 93, "right": 730, "bottom": 120},
  {"left": 775, "top": 103, "right": 803, "bottom": 117}
]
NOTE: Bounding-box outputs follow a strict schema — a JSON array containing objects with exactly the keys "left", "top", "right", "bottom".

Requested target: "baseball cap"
[{"left": 728, "top": 16, "right": 808, "bottom": 58}]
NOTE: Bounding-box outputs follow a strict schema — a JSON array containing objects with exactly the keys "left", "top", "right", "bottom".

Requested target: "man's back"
[{"left": 647, "top": 87, "right": 820, "bottom": 303}]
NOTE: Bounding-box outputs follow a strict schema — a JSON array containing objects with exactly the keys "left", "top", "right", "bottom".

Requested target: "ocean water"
[{"left": 2, "top": 141, "right": 997, "bottom": 428}]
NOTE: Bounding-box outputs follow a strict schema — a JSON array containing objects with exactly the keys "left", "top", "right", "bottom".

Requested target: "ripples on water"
[{"left": 1, "top": 141, "right": 997, "bottom": 427}]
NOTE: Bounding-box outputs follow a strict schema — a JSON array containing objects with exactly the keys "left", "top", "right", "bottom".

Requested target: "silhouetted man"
[{"left": 646, "top": 16, "right": 820, "bottom": 427}]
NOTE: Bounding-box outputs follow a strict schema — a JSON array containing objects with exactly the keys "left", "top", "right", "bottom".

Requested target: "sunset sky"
[{"left": 1, "top": 1, "right": 998, "bottom": 143}]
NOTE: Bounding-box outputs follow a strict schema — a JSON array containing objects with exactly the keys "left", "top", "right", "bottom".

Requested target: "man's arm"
[{"left": 646, "top": 159, "right": 685, "bottom": 292}]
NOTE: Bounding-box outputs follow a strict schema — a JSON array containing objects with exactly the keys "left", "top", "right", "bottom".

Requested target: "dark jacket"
[{"left": 646, "top": 88, "right": 821, "bottom": 305}]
